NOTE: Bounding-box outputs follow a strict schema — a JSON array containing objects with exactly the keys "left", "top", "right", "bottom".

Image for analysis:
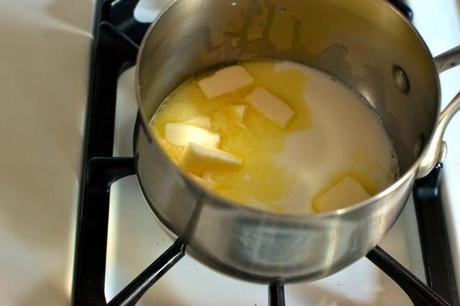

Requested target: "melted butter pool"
[{"left": 150, "top": 60, "right": 398, "bottom": 214}]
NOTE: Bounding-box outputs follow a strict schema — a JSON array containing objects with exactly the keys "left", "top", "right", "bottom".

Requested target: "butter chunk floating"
[
  {"left": 313, "top": 176, "right": 370, "bottom": 213},
  {"left": 180, "top": 143, "right": 242, "bottom": 175},
  {"left": 232, "top": 105, "right": 246, "bottom": 122},
  {"left": 245, "top": 87, "right": 294, "bottom": 129},
  {"left": 184, "top": 116, "right": 212, "bottom": 129},
  {"left": 188, "top": 174, "right": 213, "bottom": 187},
  {"left": 165, "top": 123, "right": 220, "bottom": 147},
  {"left": 198, "top": 65, "right": 254, "bottom": 99}
]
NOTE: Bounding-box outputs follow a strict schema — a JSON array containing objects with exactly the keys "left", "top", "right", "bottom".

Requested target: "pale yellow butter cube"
[
  {"left": 198, "top": 66, "right": 254, "bottom": 99},
  {"left": 232, "top": 105, "right": 246, "bottom": 122},
  {"left": 313, "top": 176, "right": 370, "bottom": 212},
  {"left": 184, "top": 116, "right": 212, "bottom": 129},
  {"left": 165, "top": 123, "right": 220, "bottom": 147},
  {"left": 180, "top": 143, "right": 242, "bottom": 175},
  {"left": 245, "top": 87, "right": 294, "bottom": 129}
]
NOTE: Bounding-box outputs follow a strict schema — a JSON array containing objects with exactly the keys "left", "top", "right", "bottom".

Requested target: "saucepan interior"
[{"left": 137, "top": 0, "right": 439, "bottom": 175}]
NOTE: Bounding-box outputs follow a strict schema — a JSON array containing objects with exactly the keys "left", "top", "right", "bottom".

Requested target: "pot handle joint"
[{"left": 417, "top": 46, "right": 460, "bottom": 178}]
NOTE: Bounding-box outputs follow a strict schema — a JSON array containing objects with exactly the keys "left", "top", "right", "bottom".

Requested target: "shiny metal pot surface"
[{"left": 134, "top": 0, "right": 460, "bottom": 282}]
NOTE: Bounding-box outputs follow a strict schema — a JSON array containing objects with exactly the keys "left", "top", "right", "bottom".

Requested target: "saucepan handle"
[
  {"left": 434, "top": 45, "right": 460, "bottom": 73},
  {"left": 416, "top": 46, "right": 460, "bottom": 178}
]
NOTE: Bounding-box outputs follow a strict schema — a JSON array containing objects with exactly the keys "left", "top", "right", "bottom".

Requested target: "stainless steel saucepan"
[{"left": 133, "top": 0, "right": 460, "bottom": 282}]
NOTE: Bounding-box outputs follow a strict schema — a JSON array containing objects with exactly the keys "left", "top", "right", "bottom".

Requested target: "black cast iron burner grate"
[{"left": 72, "top": 1, "right": 458, "bottom": 305}]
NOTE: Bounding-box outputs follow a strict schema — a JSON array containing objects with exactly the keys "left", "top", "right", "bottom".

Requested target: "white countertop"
[
  {"left": 0, "top": 0, "right": 458, "bottom": 305},
  {"left": 0, "top": 0, "right": 93, "bottom": 304}
]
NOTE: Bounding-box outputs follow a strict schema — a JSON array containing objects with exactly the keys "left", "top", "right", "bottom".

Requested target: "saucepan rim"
[{"left": 134, "top": 0, "right": 441, "bottom": 220}]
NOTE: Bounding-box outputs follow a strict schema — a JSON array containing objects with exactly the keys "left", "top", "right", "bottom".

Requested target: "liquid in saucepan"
[{"left": 150, "top": 60, "right": 399, "bottom": 214}]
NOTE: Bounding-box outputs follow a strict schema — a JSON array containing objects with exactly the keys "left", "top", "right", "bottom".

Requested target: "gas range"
[{"left": 72, "top": 1, "right": 460, "bottom": 305}]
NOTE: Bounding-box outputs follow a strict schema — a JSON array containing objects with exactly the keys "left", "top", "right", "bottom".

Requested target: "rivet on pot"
[{"left": 393, "top": 65, "right": 410, "bottom": 94}]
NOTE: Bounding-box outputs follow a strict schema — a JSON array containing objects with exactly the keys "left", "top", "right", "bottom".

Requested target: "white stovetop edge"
[{"left": 0, "top": 0, "right": 458, "bottom": 305}]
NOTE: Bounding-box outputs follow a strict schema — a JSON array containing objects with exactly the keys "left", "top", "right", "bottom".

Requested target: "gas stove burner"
[{"left": 73, "top": 1, "right": 458, "bottom": 305}]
